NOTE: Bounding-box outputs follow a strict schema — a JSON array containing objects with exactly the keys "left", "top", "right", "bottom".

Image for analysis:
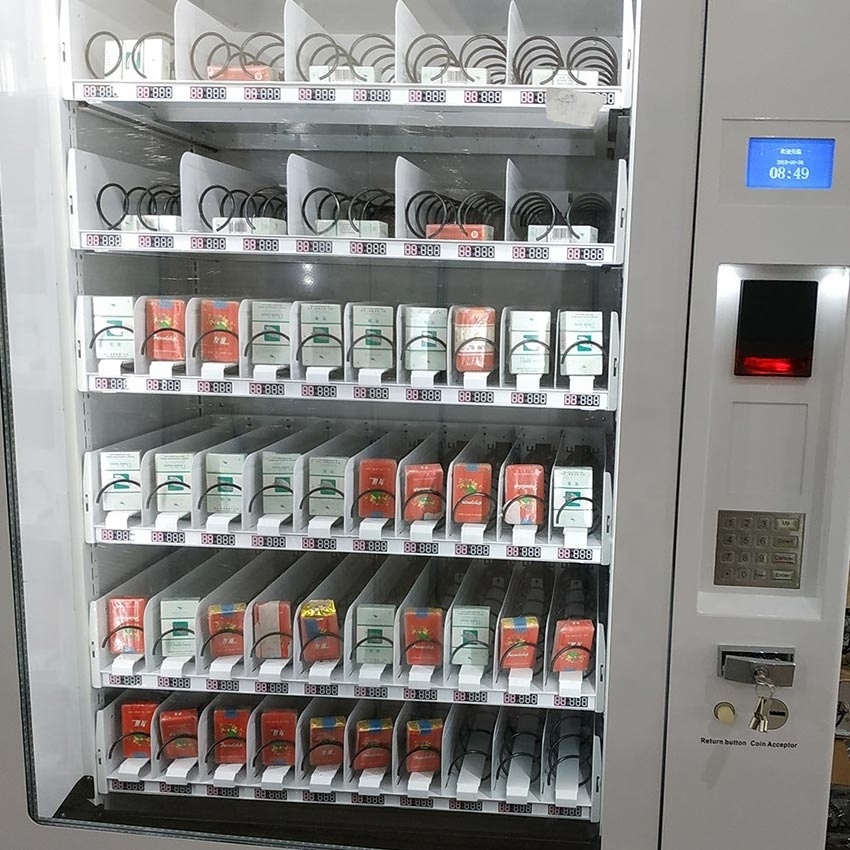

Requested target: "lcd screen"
[{"left": 746, "top": 138, "right": 835, "bottom": 190}]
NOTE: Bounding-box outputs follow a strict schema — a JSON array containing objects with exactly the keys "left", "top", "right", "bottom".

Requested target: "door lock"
[{"left": 717, "top": 646, "right": 796, "bottom": 688}]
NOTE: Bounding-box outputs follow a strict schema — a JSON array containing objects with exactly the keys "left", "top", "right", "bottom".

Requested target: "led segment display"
[{"left": 746, "top": 137, "right": 835, "bottom": 189}]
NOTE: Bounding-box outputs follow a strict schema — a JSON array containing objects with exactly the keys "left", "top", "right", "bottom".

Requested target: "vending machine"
[{"left": 2, "top": 1, "right": 845, "bottom": 850}]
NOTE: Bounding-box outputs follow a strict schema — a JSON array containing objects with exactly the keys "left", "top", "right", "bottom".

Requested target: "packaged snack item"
[
  {"left": 212, "top": 707, "right": 250, "bottom": 765},
  {"left": 508, "top": 311, "right": 552, "bottom": 375},
  {"left": 300, "top": 303, "right": 343, "bottom": 368},
  {"left": 355, "top": 604, "right": 396, "bottom": 665},
  {"left": 552, "top": 619, "right": 595, "bottom": 673},
  {"left": 154, "top": 452, "right": 193, "bottom": 513},
  {"left": 559, "top": 311, "right": 604, "bottom": 377},
  {"left": 261, "top": 452, "right": 299, "bottom": 514},
  {"left": 402, "top": 608, "right": 443, "bottom": 666},
  {"left": 299, "top": 600, "right": 341, "bottom": 663},
  {"left": 120, "top": 701, "right": 158, "bottom": 758},
  {"left": 425, "top": 223, "right": 494, "bottom": 241},
  {"left": 450, "top": 606, "right": 491, "bottom": 666},
  {"left": 403, "top": 307, "right": 448, "bottom": 372},
  {"left": 552, "top": 467, "right": 594, "bottom": 529},
  {"left": 92, "top": 296, "right": 134, "bottom": 360},
  {"left": 353, "top": 718, "right": 393, "bottom": 771},
  {"left": 504, "top": 464, "right": 546, "bottom": 526},
  {"left": 309, "top": 716, "right": 346, "bottom": 767},
  {"left": 259, "top": 709, "right": 298, "bottom": 767},
  {"left": 357, "top": 458, "right": 397, "bottom": 519},
  {"left": 206, "top": 603, "right": 246, "bottom": 657},
  {"left": 107, "top": 597, "right": 147, "bottom": 654},
  {"left": 158, "top": 708, "right": 199, "bottom": 760},
  {"left": 199, "top": 300, "right": 239, "bottom": 363},
  {"left": 99, "top": 451, "right": 143, "bottom": 512},
  {"left": 499, "top": 616, "right": 540, "bottom": 669},
  {"left": 160, "top": 598, "right": 199, "bottom": 655},
  {"left": 452, "top": 463, "right": 493, "bottom": 524},
  {"left": 308, "top": 456, "right": 347, "bottom": 517},
  {"left": 350, "top": 305, "right": 395, "bottom": 370},
  {"left": 253, "top": 600, "right": 293, "bottom": 660},
  {"left": 204, "top": 452, "right": 245, "bottom": 514},
  {"left": 403, "top": 464, "right": 445, "bottom": 522},
  {"left": 405, "top": 719, "right": 443, "bottom": 773},
  {"left": 453, "top": 307, "right": 496, "bottom": 373},
  {"left": 145, "top": 298, "right": 186, "bottom": 361},
  {"left": 250, "top": 302, "right": 292, "bottom": 367},
  {"left": 209, "top": 64, "right": 276, "bottom": 82}
]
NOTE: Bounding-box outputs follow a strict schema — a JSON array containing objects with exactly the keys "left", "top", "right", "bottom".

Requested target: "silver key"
[
  {"left": 750, "top": 668, "right": 775, "bottom": 734},
  {"left": 749, "top": 696, "right": 768, "bottom": 733}
]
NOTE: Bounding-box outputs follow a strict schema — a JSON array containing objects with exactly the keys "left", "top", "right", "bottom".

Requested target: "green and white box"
[
  {"left": 154, "top": 452, "right": 194, "bottom": 513},
  {"left": 160, "top": 598, "right": 199, "bottom": 655},
  {"left": 351, "top": 305, "right": 395, "bottom": 370},
  {"left": 300, "top": 303, "right": 343, "bottom": 368},
  {"left": 560, "top": 311, "right": 604, "bottom": 376},
  {"left": 251, "top": 302, "right": 292, "bottom": 367},
  {"left": 261, "top": 451, "right": 299, "bottom": 514},
  {"left": 99, "top": 450, "right": 143, "bottom": 512},
  {"left": 508, "top": 310, "right": 552, "bottom": 375},
  {"left": 92, "top": 297, "right": 135, "bottom": 361},
  {"left": 355, "top": 603, "right": 396, "bottom": 664},
  {"left": 308, "top": 455, "right": 347, "bottom": 517},
  {"left": 205, "top": 453, "right": 245, "bottom": 514},
  {"left": 451, "top": 606, "right": 492, "bottom": 666},
  {"left": 403, "top": 307, "right": 448, "bottom": 371},
  {"left": 552, "top": 467, "right": 594, "bottom": 529}
]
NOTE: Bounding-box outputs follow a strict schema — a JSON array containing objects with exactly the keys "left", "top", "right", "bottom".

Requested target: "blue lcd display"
[{"left": 746, "top": 137, "right": 836, "bottom": 190}]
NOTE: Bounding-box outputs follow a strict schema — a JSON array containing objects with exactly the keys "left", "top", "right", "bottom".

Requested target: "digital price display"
[{"left": 746, "top": 137, "right": 835, "bottom": 189}]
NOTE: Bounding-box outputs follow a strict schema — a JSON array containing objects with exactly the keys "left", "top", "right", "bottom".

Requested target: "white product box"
[
  {"left": 104, "top": 38, "right": 173, "bottom": 82},
  {"left": 355, "top": 603, "right": 396, "bottom": 664},
  {"left": 403, "top": 307, "right": 448, "bottom": 371},
  {"left": 205, "top": 453, "right": 245, "bottom": 514},
  {"left": 154, "top": 453, "right": 194, "bottom": 513},
  {"left": 138, "top": 215, "right": 182, "bottom": 233},
  {"left": 160, "top": 598, "right": 199, "bottom": 655},
  {"left": 508, "top": 311, "right": 552, "bottom": 375},
  {"left": 308, "top": 456, "right": 347, "bottom": 517},
  {"left": 92, "top": 296, "right": 135, "bottom": 361},
  {"left": 451, "top": 606, "right": 492, "bottom": 666},
  {"left": 309, "top": 65, "right": 376, "bottom": 84},
  {"left": 99, "top": 450, "right": 143, "bottom": 512},
  {"left": 527, "top": 224, "right": 599, "bottom": 244},
  {"left": 560, "top": 311, "right": 604, "bottom": 377},
  {"left": 211, "top": 217, "right": 288, "bottom": 236},
  {"left": 530, "top": 68, "right": 600, "bottom": 87},
  {"left": 552, "top": 467, "right": 594, "bottom": 529},
  {"left": 317, "top": 220, "right": 389, "bottom": 239},
  {"left": 420, "top": 66, "right": 489, "bottom": 85},
  {"left": 300, "top": 304, "right": 343, "bottom": 368},
  {"left": 351, "top": 305, "right": 395, "bottom": 370},
  {"left": 251, "top": 302, "right": 292, "bottom": 368},
  {"left": 261, "top": 452, "right": 299, "bottom": 514}
]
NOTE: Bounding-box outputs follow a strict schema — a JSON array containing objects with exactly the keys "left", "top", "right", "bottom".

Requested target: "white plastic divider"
[
  {"left": 68, "top": 149, "right": 178, "bottom": 244},
  {"left": 83, "top": 418, "right": 218, "bottom": 538},
  {"left": 296, "top": 696, "right": 359, "bottom": 789},
  {"left": 191, "top": 422, "right": 288, "bottom": 530},
  {"left": 194, "top": 551, "right": 287, "bottom": 678},
  {"left": 91, "top": 548, "right": 210, "bottom": 686},
  {"left": 59, "top": 0, "right": 176, "bottom": 93},
  {"left": 493, "top": 708, "right": 543, "bottom": 805},
  {"left": 343, "top": 556, "right": 422, "bottom": 686},
  {"left": 292, "top": 554, "right": 377, "bottom": 682},
  {"left": 243, "top": 552, "right": 341, "bottom": 682},
  {"left": 144, "top": 550, "right": 252, "bottom": 676},
  {"left": 621, "top": 0, "right": 635, "bottom": 107},
  {"left": 613, "top": 159, "right": 628, "bottom": 264},
  {"left": 246, "top": 695, "right": 303, "bottom": 790},
  {"left": 139, "top": 423, "right": 235, "bottom": 529},
  {"left": 240, "top": 420, "right": 334, "bottom": 534},
  {"left": 179, "top": 152, "right": 283, "bottom": 232},
  {"left": 286, "top": 155, "right": 359, "bottom": 237},
  {"left": 444, "top": 705, "right": 497, "bottom": 802}
]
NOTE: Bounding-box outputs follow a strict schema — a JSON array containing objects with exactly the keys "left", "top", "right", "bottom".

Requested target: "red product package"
[
  {"left": 199, "top": 300, "right": 240, "bottom": 363},
  {"left": 208, "top": 65, "right": 275, "bottom": 82},
  {"left": 120, "top": 702, "right": 158, "bottom": 759},
  {"left": 357, "top": 458, "right": 397, "bottom": 519},
  {"left": 259, "top": 709, "right": 298, "bottom": 767},
  {"left": 206, "top": 603, "right": 246, "bottom": 657},
  {"left": 299, "top": 600, "right": 341, "bottom": 663},
  {"left": 504, "top": 464, "right": 546, "bottom": 526},
  {"left": 253, "top": 600, "right": 292, "bottom": 660},
  {"left": 309, "top": 716, "right": 346, "bottom": 767},
  {"left": 402, "top": 608, "right": 443, "bottom": 666},
  {"left": 145, "top": 298, "right": 186, "bottom": 361},
  {"left": 405, "top": 719, "right": 443, "bottom": 773},
  {"left": 403, "top": 463, "right": 445, "bottom": 522},
  {"left": 454, "top": 307, "right": 496, "bottom": 373},
  {"left": 452, "top": 463, "right": 493, "bottom": 524},
  {"left": 158, "top": 708, "right": 199, "bottom": 760},
  {"left": 353, "top": 718, "right": 393, "bottom": 771},
  {"left": 212, "top": 707, "right": 251, "bottom": 765},
  {"left": 551, "top": 619, "right": 595, "bottom": 673},
  {"left": 425, "top": 223, "right": 494, "bottom": 241},
  {"left": 499, "top": 616, "right": 540, "bottom": 669},
  {"left": 107, "top": 597, "right": 147, "bottom": 654}
]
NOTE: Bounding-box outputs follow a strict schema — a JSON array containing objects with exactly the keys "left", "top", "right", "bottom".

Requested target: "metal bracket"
[{"left": 717, "top": 646, "right": 796, "bottom": 687}]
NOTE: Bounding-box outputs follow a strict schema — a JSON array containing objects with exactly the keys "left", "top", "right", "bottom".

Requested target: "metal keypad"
[{"left": 714, "top": 511, "right": 805, "bottom": 589}]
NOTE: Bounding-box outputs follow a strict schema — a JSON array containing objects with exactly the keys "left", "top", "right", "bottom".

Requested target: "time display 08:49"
[{"left": 769, "top": 166, "right": 811, "bottom": 181}]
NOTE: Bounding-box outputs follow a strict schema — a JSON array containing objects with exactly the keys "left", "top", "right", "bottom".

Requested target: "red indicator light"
[{"left": 736, "top": 355, "right": 812, "bottom": 377}]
